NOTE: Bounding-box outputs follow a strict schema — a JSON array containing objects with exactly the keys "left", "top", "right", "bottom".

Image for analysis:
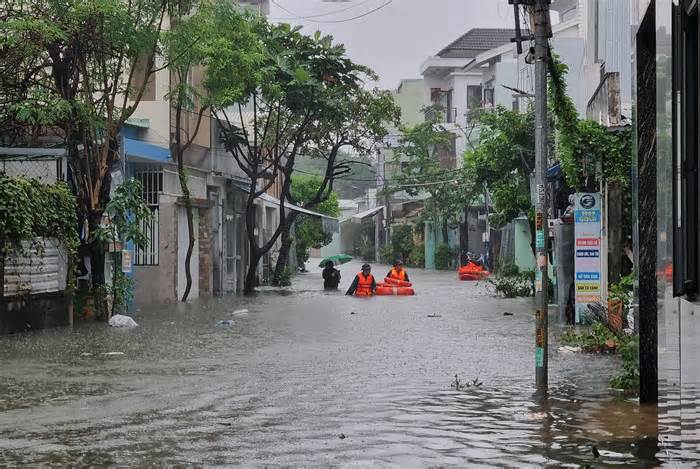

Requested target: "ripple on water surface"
[{"left": 0, "top": 262, "right": 677, "bottom": 465}]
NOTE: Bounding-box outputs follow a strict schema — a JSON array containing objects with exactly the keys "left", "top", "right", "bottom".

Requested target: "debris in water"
[
  {"left": 109, "top": 314, "right": 138, "bottom": 328},
  {"left": 558, "top": 346, "right": 582, "bottom": 353},
  {"left": 451, "top": 374, "right": 483, "bottom": 390},
  {"left": 80, "top": 352, "right": 93, "bottom": 357},
  {"left": 338, "top": 433, "right": 346, "bottom": 439},
  {"left": 217, "top": 320, "right": 235, "bottom": 326},
  {"left": 503, "top": 312, "right": 514, "bottom": 316},
  {"left": 101, "top": 352, "right": 125, "bottom": 356},
  {"left": 427, "top": 313, "right": 442, "bottom": 318},
  {"left": 350, "top": 312, "right": 356, "bottom": 315},
  {"left": 232, "top": 309, "right": 249, "bottom": 317},
  {"left": 591, "top": 444, "right": 600, "bottom": 458}
]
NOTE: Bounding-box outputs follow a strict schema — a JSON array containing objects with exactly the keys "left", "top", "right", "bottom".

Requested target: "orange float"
[
  {"left": 375, "top": 284, "right": 415, "bottom": 296},
  {"left": 457, "top": 262, "right": 490, "bottom": 281},
  {"left": 383, "top": 277, "right": 412, "bottom": 287}
]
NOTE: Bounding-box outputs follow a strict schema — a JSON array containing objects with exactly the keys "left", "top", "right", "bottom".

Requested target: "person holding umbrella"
[{"left": 322, "top": 260, "right": 341, "bottom": 290}]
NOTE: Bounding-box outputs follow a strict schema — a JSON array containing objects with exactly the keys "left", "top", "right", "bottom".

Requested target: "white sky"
[{"left": 268, "top": 0, "right": 516, "bottom": 90}]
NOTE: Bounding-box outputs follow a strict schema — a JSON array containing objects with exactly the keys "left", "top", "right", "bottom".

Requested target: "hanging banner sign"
[{"left": 574, "top": 193, "right": 601, "bottom": 323}]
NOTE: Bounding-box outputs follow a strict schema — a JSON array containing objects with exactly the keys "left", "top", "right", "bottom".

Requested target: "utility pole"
[
  {"left": 532, "top": 0, "right": 551, "bottom": 394},
  {"left": 511, "top": 0, "right": 551, "bottom": 394}
]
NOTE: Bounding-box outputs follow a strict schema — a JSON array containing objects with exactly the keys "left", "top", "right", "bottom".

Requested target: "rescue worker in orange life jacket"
[
  {"left": 386, "top": 259, "right": 409, "bottom": 282},
  {"left": 345, "top": 264, "right": 376, "bottom": 296}
]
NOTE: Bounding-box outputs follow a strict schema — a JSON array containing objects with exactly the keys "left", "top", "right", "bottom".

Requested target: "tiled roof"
[{"left": 437, "top": 28, "right": 517, "bottom": 59}]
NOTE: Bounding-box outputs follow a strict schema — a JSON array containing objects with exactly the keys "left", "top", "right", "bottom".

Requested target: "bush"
[
  {"left": 561, "top": 321, "right": 620, "bottom": 352},
  {"left": 408, "top": 243, "right": 425, "bottom": 268},
  {"left": 434, "top": 244, "right": 456, "bottom": 270},
  {"left": 273, "top": 268, "right": 293, "bottom": 287},
  {"left": 498, "top": 263, "right": 520, "bottom": 277},
  {"left": 378, "top": 244, "right": 393, "bottom": 264},
  {"left": 610, "top": 336, "right": 639, "bottom": 395},
  {"left": 359, "top": 239, "right": 375, "bottom": 261},
  {"left": 488, "top": 275, "right": 533, "bottom": 298}
]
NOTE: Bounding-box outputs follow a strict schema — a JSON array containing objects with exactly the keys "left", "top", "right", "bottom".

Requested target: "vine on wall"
[
  {"left": 548, "top": 54, "right": 632, "bottom": 190},
  {"left": 0, "top": 176, "right": 78, "bottom": 253}
]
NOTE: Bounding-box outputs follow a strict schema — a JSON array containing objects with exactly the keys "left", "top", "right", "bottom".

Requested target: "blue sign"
[
  {"left": 576, "top": 249, "right": 600, "bottom": 258},
  {"left": 576, "top": 272, "right": 601, "bottom": 281},
  {"left": 575, "top": 210, "right": 601, "bottom": 223}
]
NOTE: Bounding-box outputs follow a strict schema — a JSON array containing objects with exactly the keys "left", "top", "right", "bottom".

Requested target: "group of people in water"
[{"left": 322, "top": 260, "right": 410, "bottom": 296}]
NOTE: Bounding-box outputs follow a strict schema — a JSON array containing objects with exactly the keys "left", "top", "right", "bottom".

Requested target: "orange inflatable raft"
[
  {"left": 375, "top": 284, "right": 415, "bottom": 296},
  {"left": 383, "top": 277, "right": 412, "bottom": 287},
  {"left": 458, "top": 262, "right": 490, "bottom": 281}
]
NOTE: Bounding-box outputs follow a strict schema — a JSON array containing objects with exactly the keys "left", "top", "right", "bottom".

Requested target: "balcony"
[
  {"left": 424, "top": 106, "right": 458, "bottom": 124},
  {"left": 586, "top": 72, "right": 622, "bottom": 128}
]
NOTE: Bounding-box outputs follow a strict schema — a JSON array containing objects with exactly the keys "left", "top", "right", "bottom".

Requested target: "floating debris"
[
  {"left": 427, "top": 313, "right": 442, "bottom": 318},
  {"left": 217, "top": 320, "right": 235, "bottom": 327},
  {"left": 503, "top": 312, "right": 514, "bottom": 316},
  {"left": 101, "top": 352, "right": 125, "bottom": 357},
  {"left": 232, "top": 309, "right": 249, "bottom": 317},
  {"left": 108, "top": 314, "right": 138, "bottom": 328}
]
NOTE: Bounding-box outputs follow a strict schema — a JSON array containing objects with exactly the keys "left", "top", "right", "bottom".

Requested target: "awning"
[
  {"left": 350, "top": 205, "right": 384, "bottom": 222},
  {"left": 233, "top": 182, "right": 339, "bottom": 232},
  {"left": 124, "top": 138, "right": 170, "bottom": 163}
]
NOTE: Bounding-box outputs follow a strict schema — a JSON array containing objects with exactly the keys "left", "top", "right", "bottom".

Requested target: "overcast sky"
[{"left": 268, "top": 0, "right": 516, "bottom": 90}]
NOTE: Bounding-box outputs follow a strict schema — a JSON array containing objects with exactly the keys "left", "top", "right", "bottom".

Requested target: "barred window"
[{"left": 133, "top": 165, "right": 162, "bottom": 266}]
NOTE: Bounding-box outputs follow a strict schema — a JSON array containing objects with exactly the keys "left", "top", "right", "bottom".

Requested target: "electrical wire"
[
  {"left": 269, "top": 0, "right": 374, "bottom": 21},
  {"left": 272, "top": 0, "right": 392, "bottom": 24}
]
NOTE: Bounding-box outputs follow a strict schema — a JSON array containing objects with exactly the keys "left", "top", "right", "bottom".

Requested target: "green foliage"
[
  {"left": 291, "top": 176, "right": 340, "bottom": 269},
  {"left": 91, "top": 179, "right": 152, "bottom": 247},
  {"left": 548, "top": 54, "right": 633, "bottom": 189},
  {"left": 0, "top": 176, "right": 78, "bottom": 253},
  {"left": 488, "top": 264, "right": 534, "bottom": 297},
  {"left": 110, "top": 270, "right": 134, "bottom": 315},
  {"left": 389, "top": 224, "right": 414, "bottom": 263},
  {"left": 391, "top": 119, "right": 473, "bottom": 224},
  {"left": 359, "top": 239, "right": 375, "bottom": 262},
  {"left": 273, "top": 267, "right": 293, "bottom": 287},
  {"left": 434, "top": 244, "right": 456, "bottom": 270},
  {"left": 408, "top": 243, "right": 425, "bottom": 268},
  {"left": 463, "top": 106, "right": 535, "bottom": 228},
  {"left": 560, "top": 321, "right": 621, "bottom": 353},
  {"left": 609, "top": 272, "right": 634, "bottom": 306},
  {"left": 610, "top": 336, "right": 640, "bottom": 395}
]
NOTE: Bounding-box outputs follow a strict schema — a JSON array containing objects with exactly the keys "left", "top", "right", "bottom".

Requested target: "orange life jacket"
[
  {"left": 355, "top": 272, "right": 375, "bottom": 296},
  {"left": 389, "top": 268, "right": 407, "bottom": 281}
]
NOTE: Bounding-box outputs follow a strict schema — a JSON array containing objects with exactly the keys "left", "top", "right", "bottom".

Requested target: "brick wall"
[{"left": 198, "top": 207, "right": 212, "bottom": 297}]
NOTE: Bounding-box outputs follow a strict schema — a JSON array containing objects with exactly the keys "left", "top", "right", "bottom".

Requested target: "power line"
[
  {"left": 269, "top": 0, "right": 374, "bottom": 21},
  {"left": 271, "top": 0, "right": 392, "bottom": 24}
]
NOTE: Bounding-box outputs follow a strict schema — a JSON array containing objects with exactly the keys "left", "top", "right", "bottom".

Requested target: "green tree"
[
  {"left": 207, "top": 21, "right": 375, "bottom": 294},
  {"left": 271, "top": 87, "right": 400, "bottom": 284},
  {"left": 2, "top": 0, "right": 170, "bottom": 313},
  {"left": 463, "top": 106, "right": 535, "bottom": 228},
  {"left": 164, "top": 0, "right": 261, "bottom": 301},
  {"left": 290, "top": 176, "right": 340, "bottom": 271},
  {"left": 391, "top": 116, "right": 474, "bottom": 241}
]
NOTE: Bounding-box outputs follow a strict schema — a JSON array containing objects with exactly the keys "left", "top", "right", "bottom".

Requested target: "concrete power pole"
[{"left": 532, "top": 0, "right": 551, "bottom": 394}]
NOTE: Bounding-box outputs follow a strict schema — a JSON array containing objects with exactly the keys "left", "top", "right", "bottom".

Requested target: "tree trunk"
[
  {"left": 272, "top": 211, "right": 299, "bottom": 285},
  {"left": 177, "top": 166, "right": 196, "bottom": 302},
  {"left": 87, "top": 208, "right": 108, "bottom": 319},
  {"left": 244, "top": 248, "right": 261, "bottom": 295}
]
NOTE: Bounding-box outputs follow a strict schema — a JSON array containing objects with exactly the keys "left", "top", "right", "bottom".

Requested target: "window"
[
  {"left": 483, "top": 88, "right": 495, "bottom": 108},
  {"left": 134, "top": 165, "right": 162, "bottom": 266},
  {"left": 467, "top": 85, "right": 482, "bottom": 110},
  {"left": 672, "top": 1, "right": 699, "bottom": 297}
]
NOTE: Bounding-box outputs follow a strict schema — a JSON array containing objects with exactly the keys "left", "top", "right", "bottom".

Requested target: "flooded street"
[{"left": 0, "top": 262, "right": 660, "bottom": 466}]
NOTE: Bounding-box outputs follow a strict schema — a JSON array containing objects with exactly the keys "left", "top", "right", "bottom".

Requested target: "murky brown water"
[{"left": 0, "top": 262, "right": 672, "bottom": 466}]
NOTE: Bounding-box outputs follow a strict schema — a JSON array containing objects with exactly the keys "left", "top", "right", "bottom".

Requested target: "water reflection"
[{"left": 0, "top": 263, "right": 679, "bottom": 465}]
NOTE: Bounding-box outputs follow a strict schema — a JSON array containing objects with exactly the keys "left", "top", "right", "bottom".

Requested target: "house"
[{"left": 631, "top": 0, "right": 700, "bottom": 455}]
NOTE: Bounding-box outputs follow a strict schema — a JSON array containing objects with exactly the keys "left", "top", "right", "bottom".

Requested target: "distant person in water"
[
  {"left": 346, "top": 264, "right": 376, "bottom": 296},
  {"left": 322, "top": 261, "right": 341, "bottom": 290},
  {"left": 386, "top": 259, "right": 409, "bottom": 282}
]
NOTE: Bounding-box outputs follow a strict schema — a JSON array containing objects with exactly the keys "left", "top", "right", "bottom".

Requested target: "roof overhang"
[{"left": 421, "top": 56, "right": 473, "bottom": 76}]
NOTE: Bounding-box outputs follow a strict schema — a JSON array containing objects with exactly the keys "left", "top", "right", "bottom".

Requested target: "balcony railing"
[{"left": 425, "top": 106, "right": 458, "bottom": 124}]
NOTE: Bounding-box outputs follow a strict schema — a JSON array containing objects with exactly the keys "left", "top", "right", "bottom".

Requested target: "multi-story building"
[
  {"left": 631, "top": 0, "right": 700, "bottom": 459},
  {"left": 121, "top": 0, "right": 317, "bottom": 302}
]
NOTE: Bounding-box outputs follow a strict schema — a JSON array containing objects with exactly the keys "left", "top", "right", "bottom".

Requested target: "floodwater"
[{"left": 0, "top": 261, "right": 671, "bottom": 466}]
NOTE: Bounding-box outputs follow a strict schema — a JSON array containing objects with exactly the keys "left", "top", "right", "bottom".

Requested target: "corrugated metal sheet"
[{"left": 3, "top": 238, "right": 67, "bottom": 296}]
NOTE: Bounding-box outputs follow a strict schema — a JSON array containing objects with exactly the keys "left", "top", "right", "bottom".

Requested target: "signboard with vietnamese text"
[{"left": 574, "top": 193, "right": 601, "bottom": 323}]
